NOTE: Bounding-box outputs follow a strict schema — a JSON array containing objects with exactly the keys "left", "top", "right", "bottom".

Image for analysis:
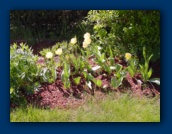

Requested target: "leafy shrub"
[
  {"left": 85, "top": 10, "right": 160, "bottom": 62},
  {"left": 10, "top": 43, "right": 41, "bottom": 105}
]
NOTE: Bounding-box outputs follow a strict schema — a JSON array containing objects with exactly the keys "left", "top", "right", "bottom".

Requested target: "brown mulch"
[
  {"left": 10, "top": 40, "right": 160, "bottom": 109},
  {"left": 26, "top": 58, "right": 160, "bottom": 109},
  {"left": 26, "top": 83, "right": 86, "bottom": 109}
]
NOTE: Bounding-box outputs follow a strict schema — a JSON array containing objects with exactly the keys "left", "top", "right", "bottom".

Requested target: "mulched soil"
[{"left": 10, "top": 40, "right": 160, "bottom": 109}]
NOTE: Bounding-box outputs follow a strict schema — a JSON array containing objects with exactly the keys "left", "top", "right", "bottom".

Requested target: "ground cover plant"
[{"left": 10, "top": 10, "right": 160, "bottom": 122}]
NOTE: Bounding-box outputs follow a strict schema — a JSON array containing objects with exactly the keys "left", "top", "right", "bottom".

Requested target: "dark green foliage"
[
  {"left": 10, "top": 10, "right": 89, "bottom": 43},
  {"left": 86, "top": 10, "right": 160, "bottom": 62}
]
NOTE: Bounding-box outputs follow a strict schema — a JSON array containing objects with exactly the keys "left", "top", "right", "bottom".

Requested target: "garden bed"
[{"left": 10, "top": 39, "right": 160, "bottom": 109}]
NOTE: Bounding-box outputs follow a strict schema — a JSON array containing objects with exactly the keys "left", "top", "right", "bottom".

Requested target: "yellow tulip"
[{"left": 125, "top": 53, "right": 132, "bottom": 60}]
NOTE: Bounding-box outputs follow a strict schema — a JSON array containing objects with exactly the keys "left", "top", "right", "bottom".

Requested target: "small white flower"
[
  {"left": 55, "top": 48, "right": 62, "bottom": 55},
  {"left": 84, "top": 32, "right": 91, "bottom": 39},
  {"left": 46, "top": 52, "right": 53, "bottom": 59},
  {"left": 70, "top": 37, "right": 77, "bottom": 44}
]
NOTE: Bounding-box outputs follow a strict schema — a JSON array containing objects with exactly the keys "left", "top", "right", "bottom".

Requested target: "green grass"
[{"left": 10, "top": 93, "right": 160, "bottom": 122}]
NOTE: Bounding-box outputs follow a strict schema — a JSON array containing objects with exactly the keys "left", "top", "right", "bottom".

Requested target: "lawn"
[{"left": 10, "top": 93, "right": 160, "bottom": 122}]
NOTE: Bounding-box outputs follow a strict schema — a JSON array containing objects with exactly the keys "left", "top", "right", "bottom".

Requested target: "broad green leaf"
[
  {"left": 93, "top": 79, "right": 102, "bottom": 87},
  {"left": 53, "top": 69, "right": 57, "bottom": 80},
  {"left": 128, "top": 66, "right": 134, "bottom": 77},
  {"left": 100, "top": 53, "right": 105, "bottom": 62},
  {"left": 83, "top": 72, "right": 87, "bottom": 79},
  {"left": 88, "top": 73, "right": 94, "bottom": 81},
  {"left": 116, "top": 65, "right": 123, "bottom": 78},
  {"left": 64, "top": 79, "right": 70, "bottom": 89},
  {"left": 116, "top": 64, "right": 122, "bottom": 71},
  {"left": 74, "top": 77, "right": 81, "bottom": 85},
  {"left": 104, "top": 65, "right": 111, "bottom": 74},
  {"left": 139, "top": 65, "right": 143, "bottom": 72},
  {"left": 148, "top": 54, "right": 153, "bottom": 62},
  {"left": 148, "top": 68, "right": 152, "bottom": 79},
  {"left": 119, "top": 77, "right": 124, "bottom": 85}
]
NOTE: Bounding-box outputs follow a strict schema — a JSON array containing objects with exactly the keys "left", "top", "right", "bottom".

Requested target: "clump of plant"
[
  {"left": 39, "top": 42, "right": 67, "bottom": 84},
  {"left": 10, "top": 43, "right": 41, "bottom": 106},
  {"left": 125, "top": 47, "right": 160, "bottom": 93},
  {"left": 139, "top": 47, "right": 160, "bottom": 86},
  {"left": 38, "top": 34, "right": 92, "bottom": 90}
]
